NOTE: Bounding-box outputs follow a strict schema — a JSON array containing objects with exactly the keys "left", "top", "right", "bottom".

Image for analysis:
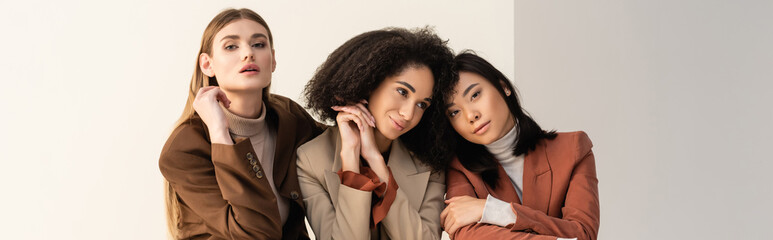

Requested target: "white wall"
[
  {"left": 0, "top": 1, "right": 512, "bottom": 239},
  {"left": 515, "top": 1, "right": 773, "bottom": 239},
  {"left": 2, "top": 0, "right": 770, "bottom": 239}
]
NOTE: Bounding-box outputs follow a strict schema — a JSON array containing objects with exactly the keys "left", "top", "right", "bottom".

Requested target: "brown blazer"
[
  {"left": 159, "top": 95, "right": 324, "bottom": 240},
  {"left": 446, "top": 131, "right": 600, "bottom": 240},
  {"left": 297, "top": 127, "right": 446, "bottom": 240}
]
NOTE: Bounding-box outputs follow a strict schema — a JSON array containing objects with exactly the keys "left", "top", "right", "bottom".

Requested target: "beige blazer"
[{"left": 297, "top": 127, "right": 445, "bottom": 240}]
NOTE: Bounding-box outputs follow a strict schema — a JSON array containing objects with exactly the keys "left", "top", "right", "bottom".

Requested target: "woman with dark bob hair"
[
  {"left": 296, "top": 27, "right": 454, "bottom": 239},
  {"left": 438, "top": 52, "right": 600, "bottom": 240}
]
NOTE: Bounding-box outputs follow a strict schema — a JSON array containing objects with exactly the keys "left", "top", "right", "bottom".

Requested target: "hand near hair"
[
  {"left": 440, "top": 196, "right": 486, "bottom": 238},
  {"left": 193, "top": 86, "right": 233, "bottom": 145}
]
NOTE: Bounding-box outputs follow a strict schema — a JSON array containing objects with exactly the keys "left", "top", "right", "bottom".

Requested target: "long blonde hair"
[{"left": 165, "top": 8, "right": 274, "bottom": 239}]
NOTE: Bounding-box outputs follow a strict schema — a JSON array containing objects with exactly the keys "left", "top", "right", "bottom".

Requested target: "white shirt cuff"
[{"left": 478, "top": 194, "right": 517, "bottom": 227}]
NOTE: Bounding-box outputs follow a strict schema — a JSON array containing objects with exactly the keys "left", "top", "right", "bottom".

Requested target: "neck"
[
  {"left": 373, "top": 129, "right": 393, "bottom": 154},
  {"left": 223, "top": 90, "right": 264, "bottom": 119}
]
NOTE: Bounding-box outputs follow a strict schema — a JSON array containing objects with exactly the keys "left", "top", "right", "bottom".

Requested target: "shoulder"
[
  {"left": 448, "top": 157, "right": 468, "bottom": 172},
  {"left": 159, "top": 116, "right": 211, "bottom": 172},
  {"left": 267, "top": 94, "right": 325, "bottom": 135},
  {"left": 296, "top": 127, "right": 339, "bottom": 167},
  {"left": 161, "top": 116, "right": 209, "bottom": 156},
  {"left": 266, "top": 94, "right": 308, "bottom": 119},
  {"left": 537, "top": 131, "right": 593, "bottom": 165}
]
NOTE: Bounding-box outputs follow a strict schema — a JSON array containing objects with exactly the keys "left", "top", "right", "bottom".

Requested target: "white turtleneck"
[
  {"left": 221, "top": 103, "right": 288, "bottom": 225},
  {"left": 478, "top": 125, "right": 522, "bottom": 228}
]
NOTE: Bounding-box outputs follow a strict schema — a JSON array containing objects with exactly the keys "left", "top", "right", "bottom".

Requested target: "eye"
[
  {"left": 470, "top": 91, "right": 480, "bottom": 101},
  {"left": 397, "top": 88, "right": 408, "bottom": 97},
  {"left": 252, "top": 42, "right": 266, "bottom": 48},
  {"left": 417, "top": 102, "right": 429, "bottom": 110},
  {"left": 448, "top": 109, "right": 459, "bottom": 118},
  {"left": 225, "top": 44, "right": 237, "bottom": 50}
]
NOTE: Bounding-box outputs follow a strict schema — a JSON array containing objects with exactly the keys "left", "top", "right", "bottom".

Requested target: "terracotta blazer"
[
  {"left": 297, "top": 127, "right": 445, "bottom": 240},
  {"left": 159, "top": 95, "right": 324, "bottom": 240},
  {"left": 446, "top": 131, "right": 600, "bottom": 240}
]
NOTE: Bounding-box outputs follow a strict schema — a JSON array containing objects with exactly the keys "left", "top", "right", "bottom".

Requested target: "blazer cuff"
[
  {"left": 337, "top": 166, "right": 384, "bottom": 192},
  {"left": 479, "top": 194, "right": 517, "bottom": 227},
  {"left": 371, "top": 167, "right": 399, "bottom": 227}
]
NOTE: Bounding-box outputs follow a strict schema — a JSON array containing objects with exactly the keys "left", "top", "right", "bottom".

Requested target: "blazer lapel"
[
  {"left": 388, "top": 140, "right": 430, "bottom": 211},
  {"left": 522, "top": 144, "right": 552, "bottom": 213},
  {"left": 487, "top": 164, "right": 521, "bottom": 205},
  {"left": 267, "top": 100, "right": 292, "bottom": 192},
  {"left": 324, "top": 127, "right": 344, "bottom": 208}
]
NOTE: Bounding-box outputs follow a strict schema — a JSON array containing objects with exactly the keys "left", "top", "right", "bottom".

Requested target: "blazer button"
[
  {"left": 256, "top": 169, "right": 264, "bottom": 179},
  {"left": 252, "top": 165, "right": 260, "bottom": 173},
  {"left": 249, "top": 158, "right": 257, "bottom": 165},
  {"left": 290, "top": 191, "right": 299, "bottom": 200},
  {"left": 246, "top": 152, "right": 254, "bottom": 161}
]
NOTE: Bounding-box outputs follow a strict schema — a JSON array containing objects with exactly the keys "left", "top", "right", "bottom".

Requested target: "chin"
[
  {"left": 469, "top": 136, "right": 495, "bottom": 145},
  {"left": 378, "top": 128, "right": 400, "bottom": 140}
]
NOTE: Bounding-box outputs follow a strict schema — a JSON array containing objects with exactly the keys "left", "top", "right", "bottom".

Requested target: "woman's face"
[
  {"left": 200, "top": 19, "right": 275, "bottom": 93},
  {"left": 368, "top": 65, "right": 434, "bottom": 140},
  {"left": 446, "top": 71, "right": 515, "bottom": 145}
]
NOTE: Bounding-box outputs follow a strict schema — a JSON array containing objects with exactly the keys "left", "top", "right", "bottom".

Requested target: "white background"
[{"left": 0, "top": 0, "right": 770, "bottom": 239}]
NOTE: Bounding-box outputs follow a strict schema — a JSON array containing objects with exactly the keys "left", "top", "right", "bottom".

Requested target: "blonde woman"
[{"left": 159, "top": 9, "right": 323, "bottom": 239}]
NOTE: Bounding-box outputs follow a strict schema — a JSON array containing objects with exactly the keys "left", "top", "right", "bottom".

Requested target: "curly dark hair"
[{"left": 303, "top": 27, "right": 454, "bottom": 171}]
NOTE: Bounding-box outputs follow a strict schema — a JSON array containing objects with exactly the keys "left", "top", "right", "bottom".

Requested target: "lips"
[
  {"left": 239, "top": 64, "right": 260, "bottom": 73},
  {"left": 390, "top": 117, "right": 405, "bottom": 131},
  {"left": 473, "top": 121, "right": 490, "bottom": 135}
]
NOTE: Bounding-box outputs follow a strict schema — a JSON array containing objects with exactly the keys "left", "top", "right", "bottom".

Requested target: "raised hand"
[
  {"left": 192, "top": 86, "right": 233, "bottom": 145},
  {"left": 332, "top": 101, "right": 389, "bottom": 183}
]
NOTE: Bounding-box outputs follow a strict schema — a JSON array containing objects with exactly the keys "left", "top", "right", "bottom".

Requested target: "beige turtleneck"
[{"left": 221, "top": 103, "right": 288, "bottom": 225}]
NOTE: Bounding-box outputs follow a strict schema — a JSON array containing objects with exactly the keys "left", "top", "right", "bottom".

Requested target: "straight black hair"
[{"left": 445, "top": 51, "right": 557, "bottom": 189}]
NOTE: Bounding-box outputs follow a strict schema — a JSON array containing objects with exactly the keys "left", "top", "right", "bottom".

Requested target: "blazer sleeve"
[
  {"left": 296, "top": 147, "right": 373, "bottom": 240},
  {"left": 159, "top": 126, "right": 282, "bottom": 239},
  {"left": 447, "top": 163, "right": 560, "bottom": 240},
  {"left": 507, "top": 135, "right": 600, "bottom": 240},
  {"left": 380, "top": 170, "right": 445, "bottom": 240}
]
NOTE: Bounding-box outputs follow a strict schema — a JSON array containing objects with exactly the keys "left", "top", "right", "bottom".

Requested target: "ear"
[
  {"left": 499, "top": 80, "right": 512, "bottom": 96},
  {"left": 199, "top": 53, "right": 215, "bottom": 77},
  {"left": 271, "top": 49, "right": 277, "bottom": 72}
]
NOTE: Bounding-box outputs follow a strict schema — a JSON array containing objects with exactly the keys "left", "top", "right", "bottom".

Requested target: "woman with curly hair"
[
  {"left": 438, "top": 52, "right": 600, "bottom": 240},
  {"left": 296, "top": 27, "right": 454, "bottom": 240},
  {"left": 158, "top": 9, "right": 323, "bottom": 239}
]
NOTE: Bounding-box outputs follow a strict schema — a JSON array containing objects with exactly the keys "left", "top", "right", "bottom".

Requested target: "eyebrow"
[
  {"left": 397, "top": 81, "right": 416, "bottom": 93},
  {"left": 396, "top": 81, "right": 432, "bottom": 103},
  {"left": 220, "top": 33, "right": 268, "bottom": 42},
  {"left": 462, "top": 83, "right": 479, "bottom": 97}
]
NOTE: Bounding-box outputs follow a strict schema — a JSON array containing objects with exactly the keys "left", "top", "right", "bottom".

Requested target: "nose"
[
  {"left": 398, "top": 103, "right": 415, "bottom": 122},
  {"left": 467, "top": 110, "right": 480, "bottom": 124},
  {"left": 242, "top": 48, "right": 254, "bottom": 61}
]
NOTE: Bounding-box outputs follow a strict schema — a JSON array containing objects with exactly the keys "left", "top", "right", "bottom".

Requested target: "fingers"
[
  {"left": 353, "top": 102, "right": 375, "bottom": 126},
  {"left": 440, "top": 207, "right": 448, "bottom": 226},
  {"left": 332, "top": 104, "right": 375, "bottom": 128},
  {"left": 195, "top": 86, "right": 230, "bottom": 107},
  {"left": 214, "top": 89, "right": 231, "bottom": 108},
  {"left": 447, "top": 221, "right": 462, "bottom": 237},
  {"left": 443, "top": 214, "right": 454, "bottom": 234},
  {"left": 197, "top": 86, "right": 217, "bottom": 96},
  {"left": 332, "top": 105, "right": 373, "bottom": 128},
  {"left": 336, "top": 112, "right": 364, "bottom": 132},
  {"left": 445, "top": 196, "right": 462, "bottom": 204}
]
